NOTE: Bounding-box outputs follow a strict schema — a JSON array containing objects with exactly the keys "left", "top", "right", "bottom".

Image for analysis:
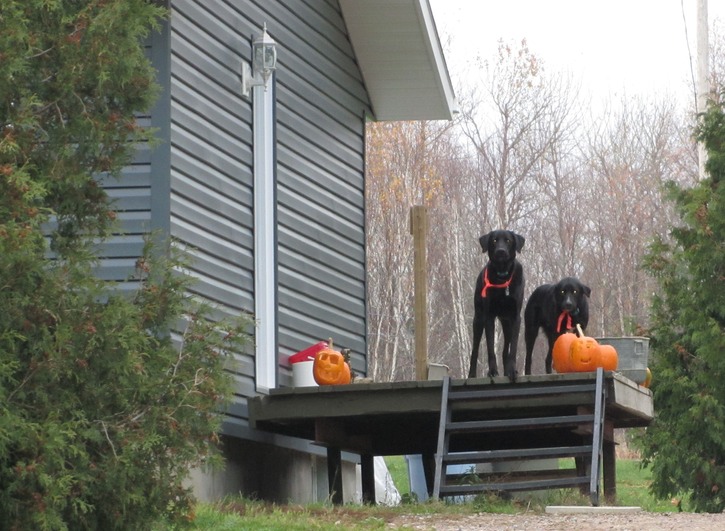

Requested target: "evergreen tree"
[
  {"left": 640, "top": 97, "right": 725, "bottom": 512},
  {"left": 0, "top": 2, "right": 250, "bottom": 528}
]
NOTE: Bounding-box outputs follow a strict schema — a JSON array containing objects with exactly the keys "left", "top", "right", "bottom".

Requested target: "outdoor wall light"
[{"left": 241, "top": 23, "right": 277, "bottom": 99}]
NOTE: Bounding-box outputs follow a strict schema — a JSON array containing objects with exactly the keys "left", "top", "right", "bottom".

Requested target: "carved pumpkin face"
[
  {"left": 569, "top": 337, "right": 600, "bottom": 372},
  {"left": 313, "top": 349, "right": 351, "bottom": 385}
]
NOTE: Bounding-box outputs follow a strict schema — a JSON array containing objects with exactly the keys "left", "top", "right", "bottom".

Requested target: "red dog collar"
[{"left": 481, "top": 267, "right": 514, "bottom": 298}]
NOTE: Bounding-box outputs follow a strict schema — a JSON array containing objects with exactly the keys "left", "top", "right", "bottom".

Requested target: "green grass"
[
  {"left": 383, "top": 454, "right": 411, "bottom": 496},
  {"left": 180, "top": 499, "right": 473, "bottom": 531},
  {"left": 615, "top": 459, "right": 673, "bottom": 511},
  {"left": 383, "top": 455, "right": 674, "bottom": 511},
  {"left": 188, "top": 501, "right": 395, "bottom": 530},
  {"left": 171, "top": 456, "right": 677, "bottom": 530}
]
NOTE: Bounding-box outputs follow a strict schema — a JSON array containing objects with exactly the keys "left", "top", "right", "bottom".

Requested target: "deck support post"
[
  {"left": 602, "top": 438, "right": 617, "bottom": 505},
  {"left": 360, "top": 454, "right": 376, "bottom": 504},
  {"left": 326, "top": 447, "right": 343, "bottom": 505}
]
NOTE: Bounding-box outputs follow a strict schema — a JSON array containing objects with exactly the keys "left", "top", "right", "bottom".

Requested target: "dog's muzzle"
[
  {"left": 494, "top": 249, "right": 510, "bottom": 260},
  {"left": 561, "top": 296, "right": 576, "bottom": 312}
]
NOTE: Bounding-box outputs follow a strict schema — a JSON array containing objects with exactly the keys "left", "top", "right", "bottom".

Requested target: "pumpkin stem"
[
  {"left": 328, "top": 337, "right": 334, "bottom": 350},
  {"left": 576, "top": 324, "right": 586, "bottom": 338}
]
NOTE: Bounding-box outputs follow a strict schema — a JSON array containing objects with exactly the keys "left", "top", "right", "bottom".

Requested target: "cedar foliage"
[
  {"left": 640, "top": 96, "right": 725, "bottom": 512},
  {"left": 0, "top": 2, "right": 251, "bottom": 528}
]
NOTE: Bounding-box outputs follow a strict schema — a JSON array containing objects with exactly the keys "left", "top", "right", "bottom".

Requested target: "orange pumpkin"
[
  {"left": 598, "top": 344, "right": 619, "bottom": 371},
  {"left": 552, "top": 332, "right": 577, "bottom": 373},
  {"left": 643, "top": 367, "right": 652, "bottom": 388},
  {"left": 313, "top": 342, "right": 352, "bottom": 385},
  {"left": 569, "top": 335, "right": 601, "bottom": 372}
]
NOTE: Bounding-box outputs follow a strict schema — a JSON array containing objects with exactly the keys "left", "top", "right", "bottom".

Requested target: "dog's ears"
[
  {"left": 478, "top": 233, "right": 490, "bottom": 252},
  {"left": 582, "top": 284, "right": 592, "bottom": 297},
  {"left": 479, "top": 231, "right": 525, "bottom": 252},
  {"left": 513, "top": 233, "right": 525, "bottom": 252}
]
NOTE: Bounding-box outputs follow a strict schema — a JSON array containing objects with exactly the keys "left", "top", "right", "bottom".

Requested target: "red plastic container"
[{"left": 288, "top": 341, "right": 328, "bottom": 364}]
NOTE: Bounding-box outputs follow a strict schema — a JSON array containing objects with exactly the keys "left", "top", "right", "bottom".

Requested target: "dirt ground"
[{"left": 389, "top": 510, "right": 725, "bottom": 530}]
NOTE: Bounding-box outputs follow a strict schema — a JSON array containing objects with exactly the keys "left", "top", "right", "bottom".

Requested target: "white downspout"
[{"left": 253, "top": 78, "right": 276, "bottom": 393}]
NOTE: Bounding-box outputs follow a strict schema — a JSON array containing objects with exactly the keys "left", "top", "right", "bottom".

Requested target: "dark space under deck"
[{"left": 248, "top": 372, "right": 653, "bottom": 504}]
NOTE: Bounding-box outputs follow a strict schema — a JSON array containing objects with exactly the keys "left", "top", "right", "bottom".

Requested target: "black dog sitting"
[
  {"left": 469, "top": 230, "right": 525, "bottom": 381},
  {"left": 523, "top": 277, "right": 591, "bottom": 374}
]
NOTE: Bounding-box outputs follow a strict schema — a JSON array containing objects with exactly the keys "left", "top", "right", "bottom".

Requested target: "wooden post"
[
  {"left": 603, "top": 421, "right": 617, "bottom": 504},
  {"left": 360, "top": 454, "right": 376, "bottom": 504},
  {"left": 697, "top": 0, "right": 709, "bottom": 179},
  {"left": 326, "top": 447, "right": 343, "bottom": 505},
  {"left": 410, "top": 206, "right": 428, "bottom": 381}
]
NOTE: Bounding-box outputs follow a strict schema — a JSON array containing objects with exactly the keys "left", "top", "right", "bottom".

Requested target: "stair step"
[
  {"left": 446, "top": 467, "right": 580, "bottom": 483},
  {"left": 447, "top": 414, "right": 595, "bottom": 433},
  {"left": 439, "top": 475, "right": 590, "bottom": 496},
  {"left": 448, "top": 383, "right": 597, "bottom": 402},
  {"left": 443, "top": 445, "right": 594, "bottom": 464}
]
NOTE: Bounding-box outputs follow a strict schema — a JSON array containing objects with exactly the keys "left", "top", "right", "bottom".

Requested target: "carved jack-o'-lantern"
[
  {"left": 553, "top": 325, "right": 619, "bottom": 374},
  {"left": 569, "top": 335, "right": 600, "bottom": 372},
  {"left": 313, "top": 341, "right": 352, "bottom": 385}
]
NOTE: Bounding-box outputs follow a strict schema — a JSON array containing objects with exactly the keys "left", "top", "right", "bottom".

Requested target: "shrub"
[
  {"left": 0, "top": 237, "right": 252, "bottom": 529},
  {"left": 639, "top": 96, "right": 725, "bottom": 512},
  {"left": 0, "top": 2, "right": 253, "bottom": 528}
]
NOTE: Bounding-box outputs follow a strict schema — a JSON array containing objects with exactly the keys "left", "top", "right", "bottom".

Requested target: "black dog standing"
[
  {"left": 523, "top": 277, "right": 591, "bottom": 374},
  {"left": 469, "top": 230, "right": 525, "bottom": 381}
]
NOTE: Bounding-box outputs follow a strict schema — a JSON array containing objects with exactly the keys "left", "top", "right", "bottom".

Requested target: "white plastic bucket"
[
  {"left": 292, "top": 360, "right": 317, "bottom": 387},
  {"left": 288, "top": 341, "right": 327, "bottom": 387}
]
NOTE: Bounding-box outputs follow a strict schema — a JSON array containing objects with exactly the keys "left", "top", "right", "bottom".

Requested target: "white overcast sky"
[{"left": 430, "top": 0, "right": 725, "bottom": 107}]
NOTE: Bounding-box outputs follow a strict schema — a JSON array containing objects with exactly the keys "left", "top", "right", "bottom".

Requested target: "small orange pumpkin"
[
  {"left": 313, "top": 340, "right": 352, "bottom": 385},
  {"left": 642, "top": 367, "right": 652, "bottom": 388},
  {"left": 552, "top": 332, "right": 577, "bottom": 373},
  {"left": 598, "top": 344, "right": 619, "bottom": 371}
]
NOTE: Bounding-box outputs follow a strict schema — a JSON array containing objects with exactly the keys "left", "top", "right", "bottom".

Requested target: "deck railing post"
[
  {"left": 590, "top": 367, "right": 606, "bottom": 506},
  {"left": 410, "top": 205, "right": 428, "bottom": 380}
]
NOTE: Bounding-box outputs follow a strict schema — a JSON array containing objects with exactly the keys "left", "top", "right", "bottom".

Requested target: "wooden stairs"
[{"left": 432, "top": 368, "right": 607, "bottom": 506}]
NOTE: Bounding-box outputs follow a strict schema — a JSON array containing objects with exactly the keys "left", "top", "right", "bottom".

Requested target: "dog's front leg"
[
  {"left": 504, "top": 317, "right": 520, "bottom": 381},
  {"left": 469, "top": 309, "right": 485, "bottom": 378},
  {"left": 544, "top": 345, "right": 554, "bottom": 374},
  {"left": 484, "top": 319, "right": 498, "bottom": 377},
  {"left": 544, "top": 331, "right": 557, "bottom": 374},
  {"left": 523, "top": 322, "right": 537, "bottom": 375}
]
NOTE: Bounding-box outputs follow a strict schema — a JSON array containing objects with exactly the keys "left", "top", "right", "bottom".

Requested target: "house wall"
[
  {"left": 165, "top": 0, "right": 370, "bottom": 410},
  {"left": 104, "top": 0, "right": 372, "bottom": 503},
  {"left": 188, "top": 436, "right": 359, "bottom": 504},
  {"left": 273, "top": 0, "right": 369, "bottom": 381}
]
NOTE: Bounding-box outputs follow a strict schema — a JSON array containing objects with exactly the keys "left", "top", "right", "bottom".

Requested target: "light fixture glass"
[
  {"left": 241, "top": 23, "right": 277, "bottom": 99},
  {"left": 252, "top": 23, "right": 277, "bottom": 85}
]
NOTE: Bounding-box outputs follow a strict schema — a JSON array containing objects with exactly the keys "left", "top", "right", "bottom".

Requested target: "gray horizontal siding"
[
  {"left": 275, "top": 0, "right": 369, "bottom": 381},
  {"left": 168, "top": 0, "right": 255, "bottom": 308},
  {"left": 169, "top": 0, "right": 370, "bottom": 381},
  {"left": 94, "top": 37, "right": 162, "bottom": 281},
  {"left": 168, "top": 1, "right": 257, "bottom": 426},
  {"left": 159, "top": 0, "right": 370, "bottom": 420}
]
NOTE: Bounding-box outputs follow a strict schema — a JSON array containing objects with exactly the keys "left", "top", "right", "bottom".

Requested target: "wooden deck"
[{"left": 248, "top": 372, "right": 653, "bottom": 504}]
